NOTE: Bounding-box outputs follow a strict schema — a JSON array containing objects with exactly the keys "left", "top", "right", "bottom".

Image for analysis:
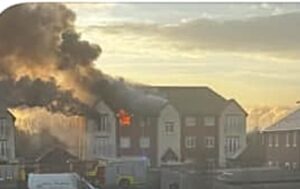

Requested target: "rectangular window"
[
  {"left": 185, "top": 136, "right": 196, "bottom": 149},
  {"left": 204, "top": 116, "right": 215, "bottom": 126},
  {"left": 293, "top": 132, "right": 297, "bottom": 147},
  {"left": 0, "top": 141, "right": 7, "bottom": 157},
  {"left": 268, "top": 134, "right": 273, "bottom": 147},
  {"left": 286, "top": 133, "right": 290, "bottom": 147},
  {"left": 226, "top": 115, "right": 242, "bottom": 131},
  {"left": 226, "top": 136, "right": 240, "bottom": 153},
  {"left": 165, "top": 122, "right": 175, "bottom": 134},
  {"left": 275, "top": 134, "right": 279, "bottom": 147},
  {"left": 140, "top": 137, "right": 150, "bottom": 149},
  {"left": 0, "top": 118, "right": 7, "bottom": 138},
  {"left": 184, "top": 116, "right": 196, "bottom": 127},
  {"left": 95, "top": 137, "right": 109, "bottom": 156},
  {"left": 205, "top": 136, "right": 215, "bottom": 148},
  {"left": 120, "top": 137, "right": 131, "bottom": 149},
  {"left": 98, "top": 114, "right": 109, "bottom": 132}
]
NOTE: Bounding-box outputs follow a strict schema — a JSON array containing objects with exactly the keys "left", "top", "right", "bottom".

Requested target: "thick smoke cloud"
[
  {"left": 0, "top": 76, "right": 97, "bottom": 117},
  {"left": 0, "top": 3, "right": 164, "bottom": 118}
]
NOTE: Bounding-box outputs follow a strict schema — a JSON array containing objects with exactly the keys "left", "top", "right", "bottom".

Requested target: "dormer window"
[{"left": 97, "top": 114, "right": 109, "bottom": 132}]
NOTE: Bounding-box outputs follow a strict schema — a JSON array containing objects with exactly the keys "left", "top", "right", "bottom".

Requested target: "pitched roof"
[
  {"left": 263, "top": 108, "right": 300, "bottom": 132},
  {"left": 153, "top": 86, "right": 228, "bottom": 115}
]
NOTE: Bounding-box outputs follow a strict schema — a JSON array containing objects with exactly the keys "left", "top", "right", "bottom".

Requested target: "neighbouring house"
[
  {"left": 35, "top": 146, "right": 78, "bottom": 173},
  {"left": 84, "top": 101, "right": 117, "bottom": 160},
  {"left": 262, "top": 108, "right": 300, "bottom": 169},
  {"left": 117, "top": 94, "right": 181, "bottom": 167},
  {"left": 153, "top": 86, "right": 247, "bottom": 168},
  {"left": 0, "top": 106, "right": 16, "bottom": 163}
]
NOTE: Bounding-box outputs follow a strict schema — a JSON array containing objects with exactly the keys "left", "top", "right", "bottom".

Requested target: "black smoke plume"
[
  {"left": 0, "top": 76, "right": 97, "bottom": 117},
  {"left": 0, "top": 3, "right": 165, "bottom": 118}
]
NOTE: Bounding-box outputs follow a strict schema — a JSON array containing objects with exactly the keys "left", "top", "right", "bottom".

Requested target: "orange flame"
[{"left": 117, "top": 109, "right": 132, "bottom": 127}]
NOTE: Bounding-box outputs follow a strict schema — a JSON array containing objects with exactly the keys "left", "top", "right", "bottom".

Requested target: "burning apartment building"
[
  {"left": 84, "top": 100, "right": 117, "bottom": 160},
  {"left": 116, "top": 96, "right": 181, "bottom": 167}
]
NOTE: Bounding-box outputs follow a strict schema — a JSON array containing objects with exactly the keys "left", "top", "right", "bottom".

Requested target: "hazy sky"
[{"left": 66, "top": 3, "right": 300, "bottom": 111}]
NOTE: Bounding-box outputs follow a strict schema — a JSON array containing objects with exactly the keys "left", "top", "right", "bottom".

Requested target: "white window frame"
[
  {"left": 98, "top": 114, "right": 109, "bottom": 132},
  {"left": 204, "top": 116, "right": 215, "bottom": 126},
  {"left": 274, "top": 134, "right": 279, "bottom": 147},
  {"left": 268, "top": 161, "right": 273, "bottom": 167},
  {"left": 165, "top": 121, "right": 175, "bottom": 134},
  {"left": 292, "top": 162, "right": 297, "bottom": 169},
  {"left": 139, "top": 137, "right": 150, "bottom": 149},
  {"left": 205, "top": 136, "right": 215, "bottom": 148},
  {"left": 268, "top": 134, "right": 273, "bottom": 147},
  {"left": 185, "top": 136, "right": 196, "bottom": 149},
  {"left": 120, "top": 137, "right": 131, "bottom": 149},
  {"left": 185, "top": 116, "right": 197, "bottom": 127},
  {"left": 286, "top": 133, "right": 290, "bottom": 147},
  {"left": 0, "top": 141, "right": 7, "bottom": 157},
  {"left": 293, "top": 132, "right": 297, "bottom": 147}
]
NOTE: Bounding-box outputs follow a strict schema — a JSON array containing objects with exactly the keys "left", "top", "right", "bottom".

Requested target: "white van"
[{"left": 28, "top": 173, "right": 98, "bottom": 189}]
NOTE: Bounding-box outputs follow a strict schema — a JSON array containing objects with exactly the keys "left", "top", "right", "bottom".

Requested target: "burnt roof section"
[
  {"left": 108, "top": 82, "right": 169, "bottom": 116},
  {"left": 152, "top": 86, "right": 228, "bottom": 115}
]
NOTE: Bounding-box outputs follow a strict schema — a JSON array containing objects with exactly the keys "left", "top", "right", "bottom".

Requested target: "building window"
[
  {"left": 268, "top": 161, "right": 273, "bottom": 167},
  {"left": 205, "top": 136, "right": 215, "bottom": 148},
  {"left": 185, "top": 136, "right": 196, "bottom": 149},
  {"left": 226, "top": 136, "right": 240, "bottom": 153},
  {"left": 261, "top": 134, "right": 265, "bottom": 145},
  {"left": 97, "top": 114, "right": 109, "bottom": 132},
  {"left": 275, "top": 134, "right": 279, "bottom": 147},
  {"left": 184, "top": 116, "right": 196, "bottom": 127},
  {"left": 286, "top": 133, "right": 290, "bottom": 147},
  {"left": 268, "top": 134, "right": 273, "bottom": 147},
  {"left": 140, "top": 137, "right": 150, "bottom": 149},
  {"left": 293, "top": 132, "right": 297, "bottom": 147},
  {"left": 292, "top": 162, "right": 297, "bottom": 170},
  {"left": 204, "top": 116, "right": 215, "bottom": 126},
  {"left": 0, "top": 141, "right": 7, "bottom": 157},
  {"left": 120, "top": 137, "right": 130, "bottom": 149},
  {"left": 94, "top": 137, "right": 109, "bottom": 156},
  {"left": 0, "top": 118, "right": 7, "bottom": 138},
  {"left": 165, "top": 122, "right": 175, "bottom": 134},
  {"left": 226, "top": 115, "right": 242, "bottom": 131}
]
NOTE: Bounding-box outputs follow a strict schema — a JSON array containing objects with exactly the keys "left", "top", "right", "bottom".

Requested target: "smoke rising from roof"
[{"left": 0, "top": 3, "right": 166, "bottom": 117}]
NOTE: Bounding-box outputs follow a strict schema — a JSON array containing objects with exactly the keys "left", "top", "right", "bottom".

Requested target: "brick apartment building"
[
  {"left": 117, "top": 96, "right": 181, "bottom": 167},
  {"left": 262, "top": 108, "right": 300, "bottom": 169},
  {"left": 84, "top": 86, "right": 247, "bottom": 168},
  {"left": 154, "top": 87, "right": 247, "bottom": 168}
]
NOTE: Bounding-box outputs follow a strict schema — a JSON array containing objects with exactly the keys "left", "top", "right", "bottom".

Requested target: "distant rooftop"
[
  {"left": 152, "top": 86, "right": 238, "bottom": 115},
  {"left": 263, "top": 108, "right": 300, "bottom": 132}
]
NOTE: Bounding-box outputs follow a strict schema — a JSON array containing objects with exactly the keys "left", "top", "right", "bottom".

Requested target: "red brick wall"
[
  {"left": 264, "top": 131, "right": 300, "bottom": 168},
  {"left": 181, "top": 115, "right": 219, "bottom": 167},
  {"left": 117, "top": 116, "right": 158, "bottom": 166}
]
